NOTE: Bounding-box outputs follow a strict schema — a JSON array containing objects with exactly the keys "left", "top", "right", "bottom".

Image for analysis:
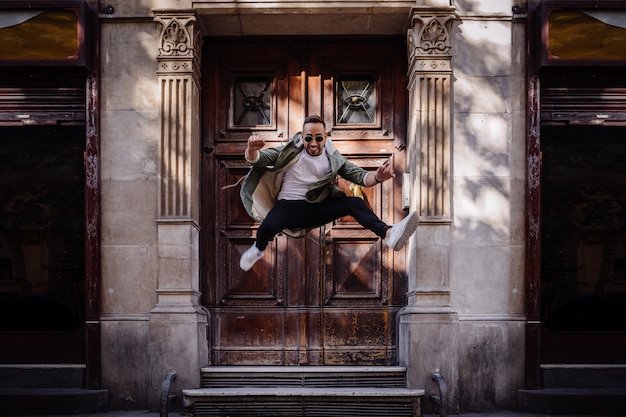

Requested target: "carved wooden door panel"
[{"left": 201, "top": 38, "right": 407, "bottom": 365}]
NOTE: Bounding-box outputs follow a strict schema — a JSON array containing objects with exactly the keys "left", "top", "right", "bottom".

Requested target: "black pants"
[{"left": 255, "top": 197, "right": 389, "bottom": 251}]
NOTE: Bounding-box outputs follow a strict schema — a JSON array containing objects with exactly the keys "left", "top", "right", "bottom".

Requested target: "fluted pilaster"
[
  {"left": 148, "top": 10, "right": 207, "bottom": 410},
  {"left": 400, "top": 9, "right": 459, "bottom": 414},
  {"left": 407, "top": 12, "right": 455, "bottom": 220},
  {"left": 154, "top": 11, "right": 202, "bottom": 222}
]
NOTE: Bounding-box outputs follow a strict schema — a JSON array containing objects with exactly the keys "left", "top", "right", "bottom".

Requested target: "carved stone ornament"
[
  {"left": 408, "top": 14, "right": 456, "bottom": 63},
  {"left": 417, "top": 59, "right": 450, "bottom": 71},
  {"left": 154, "top": 12, "right": 201, "bottom": 63}
]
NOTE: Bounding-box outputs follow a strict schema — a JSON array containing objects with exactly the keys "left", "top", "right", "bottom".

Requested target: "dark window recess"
[
  {"left": 0, "top": 125, "right": 86, "bottom": 331},
  {"left": 541, "top": 125, "right": 626, "bottom": 332},
  {"left": 541, "top": 72, "right": 626, "bottom": 126},
  {"left": 0, "top": 69, "right": 86, "bottom": 126}
]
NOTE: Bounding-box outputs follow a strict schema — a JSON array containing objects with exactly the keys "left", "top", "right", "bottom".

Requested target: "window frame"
[
  {"left": 540, "top": 0, "right": 626, "bottom": 67},
  {"left": 0, "top": 0, "right": 87, "bottom": 67}
]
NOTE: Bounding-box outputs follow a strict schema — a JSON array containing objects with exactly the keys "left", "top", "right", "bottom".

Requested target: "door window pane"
[
  {"left": 336, "top": 76, "right": 377, "bottom": 125},
  {"left": 231, "top": 76, "right": 273, "bottom": 127}
]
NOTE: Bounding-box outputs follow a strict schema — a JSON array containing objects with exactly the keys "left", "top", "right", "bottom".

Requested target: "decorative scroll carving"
[
  {"left": 154, "top": 10, "right": 202, "bottom": 221},
  {"left": 412, "top": 16, "right": 453, "bottom": 55},
  {"left": 161, "top": 19, "right": 191, "bottom": 56},
  {"left": 155, "top": 13, "right": 201, "bottom": 61},
  {"left": 408, "top": 14, "right": 456, "bottom": 77},
  {"left": 407, "top": 11, "right": 456, "bottom": 220},
  {"left": 155, "top": 12, "right": 202, "bottom": 79}
]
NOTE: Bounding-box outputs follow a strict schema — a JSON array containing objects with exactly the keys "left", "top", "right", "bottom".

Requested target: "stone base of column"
[
  {"left": 398, "top": 305, "right": 459, "bottom": 415},
  {"left": 147, "top": 222, "right": 208, "bottom": 410},
  {"left": 147, "top": 308, "right": 208, "bottom": 411}
]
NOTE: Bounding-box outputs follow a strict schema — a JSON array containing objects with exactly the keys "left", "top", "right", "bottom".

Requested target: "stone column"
[
  {"left": 399, "top": 8, "right": 460, "bottom": 414},
  {"left": 148, "top": 10, "right": 208, "bottom": 409}
]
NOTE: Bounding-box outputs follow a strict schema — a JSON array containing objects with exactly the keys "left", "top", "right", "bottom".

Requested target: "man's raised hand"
[
  {"left": 245, "top": 134, "right": 266, "bottom": 161},
  {"left": 247, "top": 134, "right": 265, "bottom": 151},
  {"left": 376, "top": 159, "right": 395, "bottom": 182}
]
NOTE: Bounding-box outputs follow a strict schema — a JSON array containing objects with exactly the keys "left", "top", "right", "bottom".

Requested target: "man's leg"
[
  {"left": 312, "top": 197, "right": 389, "bottom": 238},
  {"left": 255, "top": 200, "right": 315, "bottom": 250},
  {"left": 242, "top": 200, "right": 312, "bottom": 271},
  {"left": 256, "top": 198, "right": 387, "bottom": 250},
  {"left": 243, "top": 197, "right": 417, "bottom": 270},
  {"left": 314, "top": 197, "right": 419, "bottom": 251}
]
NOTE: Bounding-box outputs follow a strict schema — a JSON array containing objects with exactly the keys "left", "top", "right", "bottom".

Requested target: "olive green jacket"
[{"left": 240, "top": 132, "right": 369, "bottom": 237}]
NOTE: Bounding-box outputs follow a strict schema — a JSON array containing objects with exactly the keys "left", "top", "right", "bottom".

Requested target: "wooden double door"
[{"left": 201, "top": 37, "right": 408, "bottom": 365}]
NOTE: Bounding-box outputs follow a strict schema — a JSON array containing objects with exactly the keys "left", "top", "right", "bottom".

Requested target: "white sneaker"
[
  {"left": 385, "top": 212, "right": 419, "bottom": 251},
  {"left": 240, "top": 244, "right": 264, "bottom": 271}
]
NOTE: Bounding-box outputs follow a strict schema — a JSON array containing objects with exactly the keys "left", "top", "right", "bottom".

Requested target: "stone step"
[
  {"left": 189, "top": 366, "right": 421, "bottom": 417},
  {"left": 541, "top": 364, "right": 626, "bottom": 389},
  {"left": 183, "top": 387, "right": 424, "bottom": 417},
  {"left": 200, "top": 365, "right": 408, "bottom": 388},
  {"left": 0, "top": 364, "right": 110, "bottom": 415},
  {"left": 517, "top": 364, "right": 626, "bottom": 415},
  {"left": 517, "top": 387, "right": 626, "bottom": 416},
  {"left": 0, "top": 364, "right": 85, "bottom": 389},
  {"left": 0, "top": 387, "right": 110, "bottom": 415}
]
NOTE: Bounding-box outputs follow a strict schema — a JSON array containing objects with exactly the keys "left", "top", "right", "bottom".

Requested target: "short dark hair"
[{"left": 303, "top": 115, "right": 326, "bottom": 129}]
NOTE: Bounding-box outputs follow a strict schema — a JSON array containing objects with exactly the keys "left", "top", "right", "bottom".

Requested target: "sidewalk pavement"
[{"left": 10, "top": 411, "right": 614, "bottom": 417}]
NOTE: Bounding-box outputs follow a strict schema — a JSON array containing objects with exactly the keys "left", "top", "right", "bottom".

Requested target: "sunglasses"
[{"left": 304, "top": 134, "right": 324, "bottom": 143}]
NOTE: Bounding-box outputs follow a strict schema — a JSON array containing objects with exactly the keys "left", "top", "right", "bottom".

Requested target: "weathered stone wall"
[
  {"left": 100, "top": 19, "right": 160, "bottom": 409},
  {"left": 451, "top": 0, "right": 527, "bottom": 411}
]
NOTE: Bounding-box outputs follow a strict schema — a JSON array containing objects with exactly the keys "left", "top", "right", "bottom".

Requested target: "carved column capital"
[
  {"left": 407, "top": 11, "right": 457, "bottom": 75},
  {"left": 154, "top": 10, "right": 202, "bottom": 78}
]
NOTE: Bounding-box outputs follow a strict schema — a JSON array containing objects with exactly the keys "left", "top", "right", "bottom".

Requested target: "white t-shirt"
[{"left": 277, "top": 149, "right": 331, "bottom": 200}]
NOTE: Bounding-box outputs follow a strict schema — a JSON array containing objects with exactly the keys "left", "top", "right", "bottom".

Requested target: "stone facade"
[{"left": 98, "top": 0, "right": 526, "bottom": 411}]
